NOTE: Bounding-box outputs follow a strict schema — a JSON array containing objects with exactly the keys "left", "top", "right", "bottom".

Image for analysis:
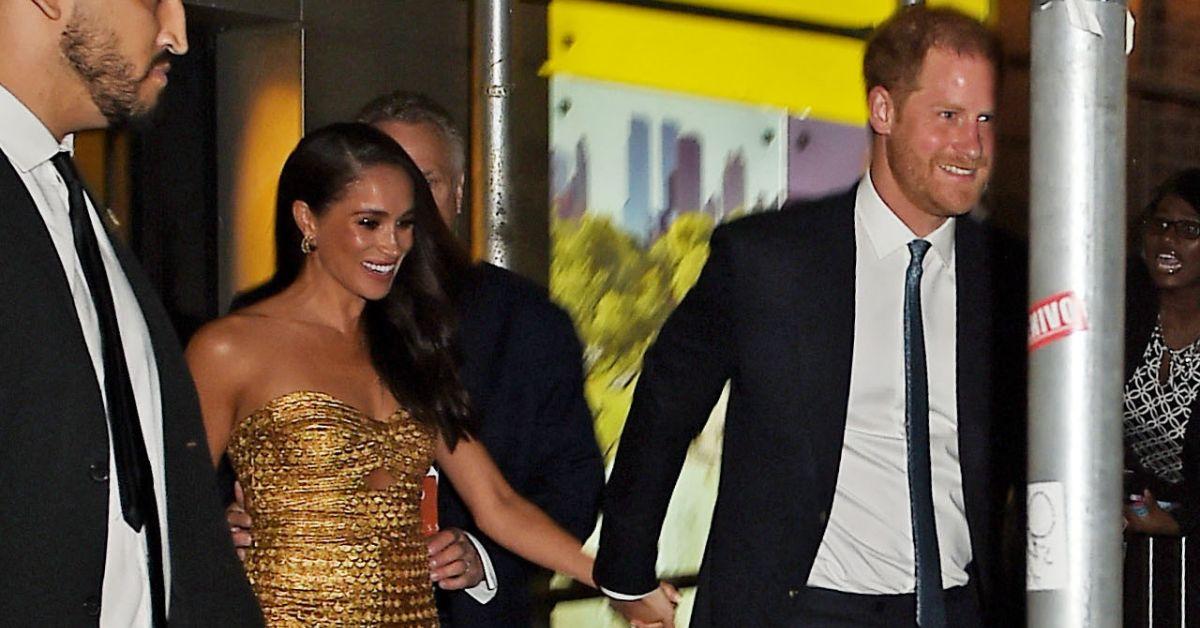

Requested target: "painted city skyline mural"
[{"left": 550, "top": 76, "right": 787, "bottom": 241}]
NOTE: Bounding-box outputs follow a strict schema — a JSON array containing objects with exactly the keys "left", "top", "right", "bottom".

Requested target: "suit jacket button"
[
  {"left": 83, "top": 596, "right": 100, "bottom": 616},
  {"left": 89, "top": 462, "right": 109, "bottom": 483},
  {"left": 787, "top": 588, "right": 800, "bottom": 599}
]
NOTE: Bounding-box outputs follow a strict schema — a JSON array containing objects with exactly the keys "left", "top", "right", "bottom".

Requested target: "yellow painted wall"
[
  {"left": 650, "top": 0, "right": 988, "bottom": 26},
  {"left": 645, "top": 0, "right": 899, "bottom": 27},
  {"left": 229, "top": 81, "right": 303, "bottom": 293},
  {"left": 545, "top": 0, "right": 993, "bottom": 125},
  {"left": 214, "top": 26, "right": 304, "bottom": 302}
]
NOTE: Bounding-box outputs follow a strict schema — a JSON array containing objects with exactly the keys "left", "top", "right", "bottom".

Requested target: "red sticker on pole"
[{"left": 1028, "top": 291, "right": 1090, "bottom": 351}]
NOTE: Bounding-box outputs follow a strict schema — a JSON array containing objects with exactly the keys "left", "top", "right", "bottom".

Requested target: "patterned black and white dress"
[
  {"left": 1124, "top": 319, "right": 1200, "bottom": 538},
  {"left": 1125, "top": 324, "right": 1200, "bottom": 488}
]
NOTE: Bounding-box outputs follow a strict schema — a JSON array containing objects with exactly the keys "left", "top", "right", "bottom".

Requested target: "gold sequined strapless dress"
[{"left": 227, "top": 391, "right": 439, "bottom": 627}]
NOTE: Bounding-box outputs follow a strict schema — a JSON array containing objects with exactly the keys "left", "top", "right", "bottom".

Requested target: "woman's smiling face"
[{"left": 301, "top": 164, "right": 417, "bottom": 302}]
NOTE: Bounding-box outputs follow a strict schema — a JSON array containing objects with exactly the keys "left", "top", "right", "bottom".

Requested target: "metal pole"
[
  {"left": 471, "top": 0, "right": 514, "bottom": 267},
  {"left": 1026, "top": 0, "right": 1127, "bottom": 626}
]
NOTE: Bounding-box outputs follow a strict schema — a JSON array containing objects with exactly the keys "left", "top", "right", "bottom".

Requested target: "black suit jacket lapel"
[
  {"left": 71, "top": 171, "right": 188, "bottom": 449},
  {"left": 99, "top": 198, "right": 210, "bottom": 464},
  {"left": 815, "top": 193, "right": 858, "bottom": 483},
  {"left": 953, "top": 217, "right": 995, "bottom": 575},
  {"left": 780, "top": 188, "right": 857, "bottom": 501},
  {"left": 0, "top": 153, "right": 106, "bottom": 408}
]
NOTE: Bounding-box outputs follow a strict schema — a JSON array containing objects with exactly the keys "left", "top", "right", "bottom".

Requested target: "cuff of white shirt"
[
  {"left": 462, "top": 531, "right": 498, "bottom": 604},
  {"left": 600, "top": 586, "right": 656, "bottom": 601}
]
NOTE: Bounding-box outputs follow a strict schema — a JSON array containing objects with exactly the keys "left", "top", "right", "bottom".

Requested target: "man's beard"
[
  {"left": 887, "top": 139, "right": 989, "bottom": 218},
  {"left": 59, "top": 10, "right": 157, "bottom": 127}
]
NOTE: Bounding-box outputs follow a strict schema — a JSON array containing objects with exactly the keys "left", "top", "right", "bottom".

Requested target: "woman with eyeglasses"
[{"left": 1124, "top": 168, "right": 1200, "bottom": 536}]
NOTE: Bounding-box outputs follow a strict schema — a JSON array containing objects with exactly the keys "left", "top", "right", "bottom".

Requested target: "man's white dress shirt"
[{"left": 806, "top": 172, "right": 971, "bottom": 593}]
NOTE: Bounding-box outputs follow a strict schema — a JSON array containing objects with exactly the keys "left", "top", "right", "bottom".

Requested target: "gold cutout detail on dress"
[
  {"left": 365, "top": 467, "right": 400, "bottom": 491},
  {"left": 228, "top": 390, "right": 438, "bottom": 626}
]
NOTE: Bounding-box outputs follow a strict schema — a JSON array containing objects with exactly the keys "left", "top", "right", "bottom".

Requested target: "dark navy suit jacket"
[
  {"left": 594, "top": 187, "right": 1026, "bottom": 627},
  {"left": 436, "top": 263, "right": 604, "bottom": 626}
]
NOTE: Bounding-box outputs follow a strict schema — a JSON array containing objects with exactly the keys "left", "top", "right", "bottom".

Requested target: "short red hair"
[{"left": 864, "top": 6, "right": 1000, "bottom": 106}]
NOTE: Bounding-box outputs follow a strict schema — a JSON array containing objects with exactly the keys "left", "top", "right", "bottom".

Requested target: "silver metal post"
[
  {"left": 1026, "top": 0, "right": 1128, "bottom": 626},
  {"left": 471, "top": 0, "right": 514, "bottom": 267}
]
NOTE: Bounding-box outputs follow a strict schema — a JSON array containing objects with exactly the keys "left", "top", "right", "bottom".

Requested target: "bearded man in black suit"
[{"left": 0, "top": 0, "right": 261, "bottom": 624}]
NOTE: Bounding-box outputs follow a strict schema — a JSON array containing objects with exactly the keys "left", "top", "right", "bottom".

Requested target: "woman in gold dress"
[{"left": 186, "top": 123, "right": 595, "bottom": 625}]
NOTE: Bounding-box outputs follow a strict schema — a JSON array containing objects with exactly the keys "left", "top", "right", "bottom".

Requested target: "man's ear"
[
  {"left": 30, "top": 0, "right": 66, "bottom": 21},
  {"left": 868, "top": 85, "right": 896, "bottom": 136}
]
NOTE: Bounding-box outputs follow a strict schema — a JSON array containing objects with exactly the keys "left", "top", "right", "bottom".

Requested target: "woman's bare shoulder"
[{"left": 187, "top": 309, "right": 289, "bottom": 368}]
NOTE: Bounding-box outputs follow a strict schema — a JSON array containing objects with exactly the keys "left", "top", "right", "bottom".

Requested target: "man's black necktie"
[
  {"left": 51, "top": 152, "right": 166, "bottom": 626},
  {"left": 904, "top": 239, "right": 946, "bottom": 628}
]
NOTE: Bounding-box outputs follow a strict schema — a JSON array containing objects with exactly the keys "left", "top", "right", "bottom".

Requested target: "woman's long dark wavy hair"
[{"left": 236, "top": 122, "right": 476, "bottom": 448}]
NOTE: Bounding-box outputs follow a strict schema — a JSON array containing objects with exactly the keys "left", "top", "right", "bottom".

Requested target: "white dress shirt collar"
[
  {"left": 0, "top": 83, "right": 74, "bottom": 172},
  {"left": 855, "top": 171, "right": 956, "bottom": 272}
]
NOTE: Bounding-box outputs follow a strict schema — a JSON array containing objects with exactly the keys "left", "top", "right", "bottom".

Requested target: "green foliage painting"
[{"left": 550, "top": 210, "right": 714, "bottom": 461}]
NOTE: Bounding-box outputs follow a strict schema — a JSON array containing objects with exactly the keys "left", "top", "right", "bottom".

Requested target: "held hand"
[
  {"left": 427, "top": 527, "right": 485, "bottom": 590},
  {"left": 1125, "top": 489, "right": 1181, "bottom": 536},
  {"left": 610, "top": 582, "right": 680, "bottom": 628},
  {"left": 226, "top": 480, "right": 253, "bottom": 560}
]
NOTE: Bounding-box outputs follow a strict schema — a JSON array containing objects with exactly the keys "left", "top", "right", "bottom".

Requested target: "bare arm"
[
  {"left": 185, "top": 322, "right": 245, "bottom": 466},
  {"left": 435, "top": 437, "right": 595, "bottom": 587}
]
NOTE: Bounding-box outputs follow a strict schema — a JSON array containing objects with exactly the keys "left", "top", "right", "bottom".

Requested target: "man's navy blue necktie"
[
  {"left": 51, "top": 152, "right": 166, "bottom": 626},
  {"left": 904, "top": 238, "right": 946, "bottom": 627}
]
